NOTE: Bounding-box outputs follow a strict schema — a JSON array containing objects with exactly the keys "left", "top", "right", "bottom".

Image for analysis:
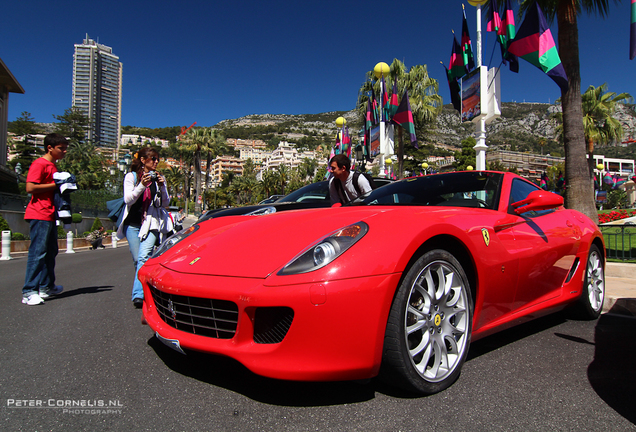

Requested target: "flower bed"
[{"left": 598, "top": 210, "right": 636, "bottom": 224}]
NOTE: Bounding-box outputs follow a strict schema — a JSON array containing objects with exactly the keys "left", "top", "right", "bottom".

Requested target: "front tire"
[{"left": 382, "top": 249, "right": 473, "bottom": 394}]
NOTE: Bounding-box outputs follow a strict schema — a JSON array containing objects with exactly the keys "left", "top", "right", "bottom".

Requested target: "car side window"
[{"left": 508, "top": 178, "right": 553, "bottom": 217}]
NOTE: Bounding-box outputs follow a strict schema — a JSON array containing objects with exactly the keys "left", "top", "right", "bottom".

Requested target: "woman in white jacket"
[{"left": 115, "top": 147, "right": 171, "bottom": 308}]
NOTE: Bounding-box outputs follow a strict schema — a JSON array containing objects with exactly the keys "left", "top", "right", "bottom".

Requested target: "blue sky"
[{"left": 2, "top": 0, "right": 634, "bottom": 129}]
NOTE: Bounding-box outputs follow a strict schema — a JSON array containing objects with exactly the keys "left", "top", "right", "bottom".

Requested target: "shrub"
[
  {"left": 82, "top": 231, "right": 91, "bottom": 238},
  {"left": 57, "top": 225, "right": 66, "bottom": 239},
  {"left": 0, "top": 214, "right": 10, "bottom": 233},
  {"left": 11, "top": 232, "right": 25, "bottom": 241},
  {"left": 90, "top": 217, "right": 103, "bottom": 232},
  {"left": 71, "top": 213, "right": 83, "bottom": 224}
]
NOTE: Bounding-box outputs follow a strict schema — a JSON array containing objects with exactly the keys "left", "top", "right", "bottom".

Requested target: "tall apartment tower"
[{"left": 72, "top": 35, "right": 122, "bottom": 148}]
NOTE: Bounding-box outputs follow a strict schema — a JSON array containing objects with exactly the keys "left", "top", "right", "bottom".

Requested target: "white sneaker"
[
  {"left": 22, "top": 294, "right": 45, "bottom": 305},
  {"left": 39, "top": 285, "right": 63, "bottom": 299}
]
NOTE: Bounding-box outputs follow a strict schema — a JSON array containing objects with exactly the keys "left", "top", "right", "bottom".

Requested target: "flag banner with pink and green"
[
  {"left": 507, "top": 2, "right": 568, "bottom": 92},
  {"left": 391, "top": 89, "right": 417, "bottom": 148}
]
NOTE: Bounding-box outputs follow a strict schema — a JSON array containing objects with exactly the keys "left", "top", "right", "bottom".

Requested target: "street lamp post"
[
  {"left": 14, "top": 162, "right": 22, "bottom": 184},
  {"left": 422, "top": 162, "right": 429, "bottom": 176},
  {"left": 374, "top": 62, "right": 391, "bottom": 177}
]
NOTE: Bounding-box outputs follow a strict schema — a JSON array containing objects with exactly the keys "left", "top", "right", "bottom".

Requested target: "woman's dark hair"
[{"left": 130, "top": 147, "right": 159, "bottom": 184}]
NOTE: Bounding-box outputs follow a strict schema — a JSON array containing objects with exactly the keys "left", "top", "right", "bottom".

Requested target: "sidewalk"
[{"left": 604, "top": 262, "right": 636, "bottom": 316}]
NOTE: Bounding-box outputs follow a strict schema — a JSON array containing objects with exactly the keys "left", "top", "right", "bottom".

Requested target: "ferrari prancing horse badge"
[{"left": 481, "top": 228, "right": 490, "bottom": 246}]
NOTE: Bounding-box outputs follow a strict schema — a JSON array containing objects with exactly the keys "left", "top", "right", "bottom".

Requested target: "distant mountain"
[{"left": 214, "top": 102, "right": 636, "bottom": 158}]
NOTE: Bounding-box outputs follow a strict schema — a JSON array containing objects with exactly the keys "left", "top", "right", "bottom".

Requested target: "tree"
[
  {"left": 454, "top": 137, "right": 477, "bottom": 171},
  {"left": 7, "top": 112, "right": 43, "bottom": 172},
  {"left": 54, "top": 106, "right": 92, "bottom": 145},
  {"left": 180, "top": 127, "right": 229, "bottom": 213},
  {"left": 357, "top": 59, "right": 442, "bottom": 178},
  {"left": 580, "top": 83, "right": 632, "bottom": 174},
  {"left": 57, "top": 140, "right": 108, "bottom": 189},
  {"left": 516, "top": 0, "right": 624, "bottom": 222}
]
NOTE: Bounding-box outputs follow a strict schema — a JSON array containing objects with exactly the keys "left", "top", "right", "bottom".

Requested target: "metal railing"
[{"left": 600, "top": 224, "right": 636, "bottom": 261}]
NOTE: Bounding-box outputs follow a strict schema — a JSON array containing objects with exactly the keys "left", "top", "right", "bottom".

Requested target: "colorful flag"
[
  {"left": 462, "top": 6, "right": 475, "bottom": 72},
  {"left": 540, "top": 172, "right": 548, "bottom": 190},
  {"left": 442, "top": 62, "right": 461, "bottom": 112},
  {"left": 391, "top": 89, "right": 418, "bottom": 148},
  {"left": 487, "top": 0, "right": 518, "bottom": 72},
  {"left": 631, "top": 0, "right": 636, "bottom": 60},
  {"left": 501, "top": 0, "right": 519, "bottom": 72},
  {"left": 448, "top": 34, "right": 466, "bottom": 80},
  {"left": 507, "top": 2, "right": 568, "bottom": 93},
  {"left": 386, "top": 75, "right": 400, "bottom": 119},
  {"left": 486, "top": 0, "right": 502, "bottom": 33},
  {"left": 334, "top": 131, "right": 341, "bottom": 155},
  {"left": 371, "top": 88, "right": 380, "bottom": 124},
  {"left": 343, "top": 126, "right": 352, "bottom": 158},
  {"left": 381, "top": 76, "right": 389, "bottom": 122}
]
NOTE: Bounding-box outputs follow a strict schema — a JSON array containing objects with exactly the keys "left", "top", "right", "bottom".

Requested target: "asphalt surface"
[{"left": 1, "top": 246, "right": 635, "bottom": 431}]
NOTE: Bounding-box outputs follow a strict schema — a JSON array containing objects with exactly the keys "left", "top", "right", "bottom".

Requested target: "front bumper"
[{"left": 140, "top": 263, "right": 402, "bottom": 381}]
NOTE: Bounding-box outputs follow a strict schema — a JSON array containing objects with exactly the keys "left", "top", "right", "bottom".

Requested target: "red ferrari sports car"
[{"left": 139, "top": 171, "right": 605, "bottom": 394}]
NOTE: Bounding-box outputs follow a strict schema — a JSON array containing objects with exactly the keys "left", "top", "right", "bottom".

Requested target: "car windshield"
[
  {"left": 350, "top": 171, "right": 503, "bottom": 210},
  {"left": 275, "top": 181, "right": 329, "bottom": 203}
]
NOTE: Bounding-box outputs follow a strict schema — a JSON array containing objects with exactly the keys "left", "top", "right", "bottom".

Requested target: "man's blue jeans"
[
  {"left": 125, "top": 225, "right": 157, "bottom": 301},
  {"left": 23, "top": 219, "right": 58, "bottom": 296}
]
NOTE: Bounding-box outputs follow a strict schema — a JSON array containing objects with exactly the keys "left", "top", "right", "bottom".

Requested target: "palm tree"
[
  {"left": 181, "top": 127, "right": 227, "bottom": 213},
  {"left": 581, "top": 83, "right": 632, "bottom": 174},
  {"left": 260, "top": 170, "right": 278, "bottom": 199},
  {"left": 515, "top": 0, "right": 623, "bottom": 222},
  {"left": 164, "top": 166, "right": 186, "bottom": 199},
  {"left": 274, "top": 164, "right": 289, "bottom": 195},
  {"left": 357, "top": 59, "right": 442, "bottom": 178}
]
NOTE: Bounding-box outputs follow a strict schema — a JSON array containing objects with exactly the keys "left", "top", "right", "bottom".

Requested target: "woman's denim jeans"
[{"left": 125, "top": 225, "right": 157, "bottom": 301}]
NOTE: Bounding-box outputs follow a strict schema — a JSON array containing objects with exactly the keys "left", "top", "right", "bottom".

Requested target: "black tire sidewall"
[{"left": 382, "top": 249, "right": 473, "bottom": 395}]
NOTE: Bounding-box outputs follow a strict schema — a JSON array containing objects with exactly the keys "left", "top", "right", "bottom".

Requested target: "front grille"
[{"left": 150, "top": 285, "right": 238, "bottom": 339}]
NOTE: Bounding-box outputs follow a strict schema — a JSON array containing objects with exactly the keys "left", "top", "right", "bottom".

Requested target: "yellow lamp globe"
[
  {"left": 422, "top": 163, "right": 429, "bottom": 169},
  {"left": 374, "top": 62, "right": 390, "bottom": 79},
  {"left": 597, "top": 164, "right": 604, "bottom": 170},
  {"left": 335, "top": 117, "right": 346, "bottom": 128},
  {"left": 467, "top": 165, "right": 474, "bottom": 171},
  {"left": 467, "top": 0, "right": 488, "bottom": 6},
  {"left": 385, "top": 158, "right": 393, "bottom": 165}
]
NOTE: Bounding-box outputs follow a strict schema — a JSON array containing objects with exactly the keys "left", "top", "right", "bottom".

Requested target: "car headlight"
[
  {"left": 245, "top": 206, "right": 276, "bottom": 216},
  {"left": 278, "top": 222, "right": 368, "bottom": 275},
  {"left": 151, "top": 224, "right": 199, "bottom": 258}
]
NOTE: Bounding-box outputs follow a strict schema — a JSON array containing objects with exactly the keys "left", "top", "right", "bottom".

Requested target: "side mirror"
[{"left": 512, "top": 190, "right": 564, "bottom": 214}]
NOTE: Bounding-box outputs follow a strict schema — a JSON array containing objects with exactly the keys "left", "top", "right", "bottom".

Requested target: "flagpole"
[
  {"left": 374, "top": 62, "right": 390, "bottom": 177},
  {"left": 470, "top": 1, "right": 488, "bottom": 171}
]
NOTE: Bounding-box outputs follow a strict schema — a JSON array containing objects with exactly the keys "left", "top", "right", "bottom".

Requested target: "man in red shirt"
[{"left": 22, "top": 133, "right": 68, "bottom": 305}]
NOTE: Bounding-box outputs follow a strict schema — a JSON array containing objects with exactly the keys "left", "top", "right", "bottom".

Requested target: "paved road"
[{"left": 1, "top": 247, "right": 635, "bottom": 431}]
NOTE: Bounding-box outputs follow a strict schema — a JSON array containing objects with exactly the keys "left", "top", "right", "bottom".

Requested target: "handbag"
[
  {"left": 107, "top": 172, "right": 136, "bottom": 229},
  {"left": 106, "top": 197, "right": 125, "bottom": 228}
]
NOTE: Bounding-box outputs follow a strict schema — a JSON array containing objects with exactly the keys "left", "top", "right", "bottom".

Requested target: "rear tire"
[
  {"left": 573, "top": 244, "right": 605, "bottom": 320},
  {"left": 381, "top": 249, "right": 473, "bottom": 394}
]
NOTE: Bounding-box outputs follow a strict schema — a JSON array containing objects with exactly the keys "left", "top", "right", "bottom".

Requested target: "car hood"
[{"left": 160, "top": 207, "right": 388, "bottom": 278}]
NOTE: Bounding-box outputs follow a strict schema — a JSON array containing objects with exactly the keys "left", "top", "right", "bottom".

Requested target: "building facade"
[{"left": 72, "top": 35, "right": 122, "bottom": 148}]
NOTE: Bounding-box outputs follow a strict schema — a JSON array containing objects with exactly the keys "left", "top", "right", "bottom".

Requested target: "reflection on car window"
[
  {"left": 508, "top": 178, "right": 553, "bottom": 217},
  {"left": 279, "top": 182, "right": 329, "bottom": 203},
  {"left": 351, "top": 172, "right": 503, "bottom": 209}
]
